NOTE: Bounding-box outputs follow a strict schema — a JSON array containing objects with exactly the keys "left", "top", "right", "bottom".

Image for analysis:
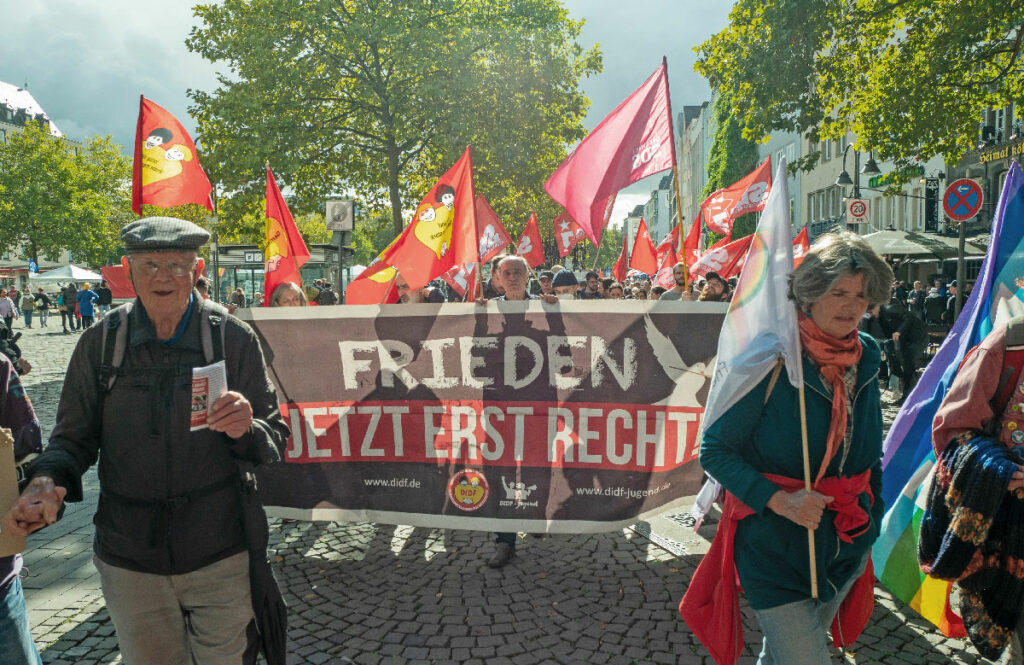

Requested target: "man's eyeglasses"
[{"left": 131, "top": 259, "right": 197, "bottom": 278}]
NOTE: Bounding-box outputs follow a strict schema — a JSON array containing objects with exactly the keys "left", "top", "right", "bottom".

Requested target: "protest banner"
[{"left": 240, "top": 301, "right": 726, "bottom": 532}]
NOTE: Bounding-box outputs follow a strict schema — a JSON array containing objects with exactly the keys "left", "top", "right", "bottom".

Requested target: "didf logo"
[{"left": 447, "top": 469, "right": 490, "bottom": 512}]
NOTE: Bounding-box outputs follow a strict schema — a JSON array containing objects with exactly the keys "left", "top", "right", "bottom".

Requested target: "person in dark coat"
[{"left": 2, "top": 217, "right": 290, "bottom": 665}]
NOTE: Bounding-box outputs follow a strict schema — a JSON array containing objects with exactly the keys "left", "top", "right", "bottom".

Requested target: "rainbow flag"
[{"left": 873, "top": 161, "right": 1024, "bottom": 636}]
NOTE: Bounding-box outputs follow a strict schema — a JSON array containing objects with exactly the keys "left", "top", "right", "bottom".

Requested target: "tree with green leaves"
[
  {"left": 0, "top": 125, "right": 131, "bottom": 267},
  {"left": 702, "top": 93, "right": 761, "bottom": 239},
  {"left": 696, "top": 0, "right": 1024, "bottom": 178},
  {"left": 187, "top": 0, "right": 601, "bottom": 237}
]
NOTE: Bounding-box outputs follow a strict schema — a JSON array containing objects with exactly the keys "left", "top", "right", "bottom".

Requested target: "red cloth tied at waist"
[{"left": 678, "top": 470, "right": 874, "bottom": 665}]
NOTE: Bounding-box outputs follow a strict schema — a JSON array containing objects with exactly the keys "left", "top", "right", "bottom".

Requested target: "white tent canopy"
[{"left": 29, "top": 265, "right": 103, "bottom": 283}]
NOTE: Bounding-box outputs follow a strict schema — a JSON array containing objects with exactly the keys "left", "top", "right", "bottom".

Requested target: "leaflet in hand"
[{"left": 191, "top": 360, "right": 227, "bottom": 432}]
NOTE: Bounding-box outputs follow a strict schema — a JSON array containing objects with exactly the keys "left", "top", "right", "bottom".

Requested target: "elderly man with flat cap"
[{"left": 2, "top": 217, "right": 290, "bottom": 665}]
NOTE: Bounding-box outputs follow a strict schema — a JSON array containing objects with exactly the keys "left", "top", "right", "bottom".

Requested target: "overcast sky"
[{"left": 0, "top": 1, "right": 731, "bottom": 225}]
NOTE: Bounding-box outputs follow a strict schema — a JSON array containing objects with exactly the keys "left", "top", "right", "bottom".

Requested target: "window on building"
[
  {"left": 808, "top": 193, "right": 816, "bottom": 223},
  {"left": 890, "top": 196, "right": 900, "bottom": 231},
  {"left": 824, "top": 140, "right": 832, "bottom": 162},
  {"left": 786, "top": 142, "right": 798, "bottom": 164},
  {"left": 912, "top": 188, "right": 923, "bottom": 230},
  {"left": 996, "top": 107, "right": 1006, "bottom": 139},
  {"left": 818, "top": 191, "right": 827, "bottom": 220},
  {"left": 790, "top": 197, "right": 795, "bottom": 226}
]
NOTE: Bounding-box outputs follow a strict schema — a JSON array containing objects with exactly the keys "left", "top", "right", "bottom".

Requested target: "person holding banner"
[{"left": 698, "top": 231, "right": 892, "bottom": 664}]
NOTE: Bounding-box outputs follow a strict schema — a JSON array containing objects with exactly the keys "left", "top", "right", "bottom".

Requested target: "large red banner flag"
[
  {"left": 264, "top": 166, "right": 311, "bottom": 305},
  {"left": 545, "top": 60, "right": 675, "bottom": 246},
  {"left": 516, "top": 213, "right": 546, "bottom": 268},
  {"left": 382, "top": 147, "right": 477, "bottom": 290},
  {"left": 629, "top": 218, "right": 658, "bottom": 275},
  {"left": 612, "top": 231, "right": 629, "bottom": 283},
  {"left": 554, "top": 212, "right": 589, "bottom": 258},
  {"left": 132, "top": 95, "right": 213, "bottom": 215},
  {"left": 655, "top": 225, "right": 680, "bottom": 265},
  {"left": 700, "top": 157, "right": 773, "bottom": 236},
  {"left": 475, "top": 195, "right": 513, "bottom": 264}
]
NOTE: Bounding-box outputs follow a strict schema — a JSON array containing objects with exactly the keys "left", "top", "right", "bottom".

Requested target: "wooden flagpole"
[
  {"left": 798, "top": 377, "right": 819, "bottom": 599},
  {"left": 671, "top": 165, "right": 688, "bottom": 291},
  {"left": 378, "top": 271, "right": 398, "bottom": 305}
]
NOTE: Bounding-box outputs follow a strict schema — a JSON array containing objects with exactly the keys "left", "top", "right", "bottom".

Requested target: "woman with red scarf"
[{"left": 693, "top": 231, "right": 894, "bottom": 665}]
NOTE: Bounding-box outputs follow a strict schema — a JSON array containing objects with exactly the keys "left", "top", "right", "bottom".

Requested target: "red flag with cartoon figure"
[
  {"left": 346, "top": 261, "right": 399, "bottom": 305},
  {"left": 475, "top": 195, "right": 513, "bottom": 264},
  {"left": 381, "top": 147, "right": 477, "bottom": 290},
  {"left": 264, "top": 166, "right": 311, "bottom": 305},
  {"left": 554, "top": 212, "right": 589, "bottom": 258},
  {"left": 628, "top": 218, "right": 658, "bottom": 275},
  {"left": 516, "top": 213, "right": 546, "bottom": 268},
  {"left": 132, "top": 95, "right": 213, "bottom": 215}
]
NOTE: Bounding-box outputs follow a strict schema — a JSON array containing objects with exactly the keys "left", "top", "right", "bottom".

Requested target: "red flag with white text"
[
  {"left": 475, "top": 195, "right": 513, "bottom": 264},
  {"left": 264, "top": 166, "right": 311, "bottom": 305},
  {"left": 701, "top": 157, "right": 773, "bottom": 236},
  {"left": 381, "top": 147, "right": 477, "bottom": 290},
  {"left": 442, "top": 263, "right": 479, "bottom": 299},
  {"left": 516, "top": 213, "right": 546, "bottom": 267},
  {"left": 689, "top": 234, "right": 754, "bottom": 280},
  {"left": 554, "top": 212, "right": 590, "bottom": 258},
  {"left": 793, "top": 227, "right": 810, "bottom": 268},
  {"left": 653, "top": 251, "right": 676, "bottom": 289},
  {"left": 545, "top": 60, "right": 675, "bottom": 246},
  {"left": 629, "top": 218, "right": 658, "bottom": 275},
  {"left": 132, "top": 95, "right": 213, "bottom": 215}
]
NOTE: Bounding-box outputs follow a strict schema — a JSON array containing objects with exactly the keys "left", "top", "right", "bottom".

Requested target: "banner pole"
[
  {"left": 379, "top": 272, "right": 398, "bottom": 305},
  {"left": 672, "top": 165, "right": 689, "bottom": 291},
  {"left": 797, "top": 381, "right": 819, "bottom": 600},
  {"left": 591, "top": 235, "right": 603, "bottom": 272}
]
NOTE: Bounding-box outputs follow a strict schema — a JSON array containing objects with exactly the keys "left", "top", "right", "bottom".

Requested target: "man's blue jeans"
[
  {"left": 0, "top": 578, "right": 43, "bottom": 665},
  {"left": 753, "top": 553, "right": 868, "bottom": 665}
]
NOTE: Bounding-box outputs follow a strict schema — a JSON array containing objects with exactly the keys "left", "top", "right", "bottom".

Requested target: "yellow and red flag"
[
  {"left": 381, "top": 147, "right": 477, "bottom": 290},
  {"left": 516, "top": 213, "right": 546, "bottom": 268},
  {"left": 263, "top": 166, "right": 311, "bottom": 305},
  {"left": 131, "top": 95, "right": 213, "bottom": 215}
]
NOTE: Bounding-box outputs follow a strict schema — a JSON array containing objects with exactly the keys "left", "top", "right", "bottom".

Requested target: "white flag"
[{"left": 701, "top": 158, "right": 803, "bottom": 432}]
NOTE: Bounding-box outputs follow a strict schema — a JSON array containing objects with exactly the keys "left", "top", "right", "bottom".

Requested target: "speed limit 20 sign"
[{"left": 845, "top": 198, "right": 870, "bottom": 224}]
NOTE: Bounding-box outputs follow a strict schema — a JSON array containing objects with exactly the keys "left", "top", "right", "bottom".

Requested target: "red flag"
[
  {"left": 700, "top": 157, "right": 773, "bottom": 236},
  {"left": 689, "top": 234, "right": 754, "bottom": 280},
  {"left": 793, "top": 227, "right": 810, "bottom": 268},
  {"left": 612, "top": 231, "right": 629, "bottom": 283},
  {"left": 655, "top": 226, "right": 680, "bottom": 265},
  {"left": 516, "top": 213, "right": 546, "bottom": 267},
  {"left": 474, "top": 196, "right": 513, "bottom": 264},
  {"left": 554, "top": 212, "right": 589, "bottom": 258},
  {"left": 264, "top": 166, "right": 311, "bottom": 305},
  {"left": 682, "top": 214, "right": 702, "bottom": 268},
  {"left": 346, "top": 261, "right": 399, "bottom": 305},
  {"left": 382, "top": 147, "right": 477, "bottom": 290},
  {"left": 442, "top": 263, "right": 479, "bottom": 300},
  {"left": 545, "top": 60, "right": 675, "bottom": 246},
  {"left": 628, "top": 218, "right": 658, "bottom": 275},
  {"left": 653, "top": 250, "right": 676, "bottom": 289},
  {"left": 100, "top": 265, "right": 137, "bottom": 299},
  {"left": 132, "top": 95, "right": 213, "bottom": 215}
]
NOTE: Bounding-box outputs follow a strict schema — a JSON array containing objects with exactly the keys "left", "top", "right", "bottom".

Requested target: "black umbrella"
[{"left": 239, "top": 467, "right": 288, "bottom": 665}]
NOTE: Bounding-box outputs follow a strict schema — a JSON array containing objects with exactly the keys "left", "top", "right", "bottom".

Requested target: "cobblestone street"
[{"left": 11, "top": 321, "right": 991, "bottom": 664}]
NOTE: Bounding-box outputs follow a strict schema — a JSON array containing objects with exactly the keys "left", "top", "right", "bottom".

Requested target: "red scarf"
[
  {"left": 798, "top": 316, "right": 862, "bottom": 482},
  {"left": 679, "top": 473, "right": 875, "bottom": 665}
]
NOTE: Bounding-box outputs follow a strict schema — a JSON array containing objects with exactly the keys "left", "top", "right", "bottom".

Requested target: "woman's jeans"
[
  {"left": 0, "top": 578, "right": 43, "bottom": 665},
  {"left": 60, "top": 310, "right": 73, "bottom": 331},
  {"left": 753, "top": 553, "right": 868, "bottom": 665}
]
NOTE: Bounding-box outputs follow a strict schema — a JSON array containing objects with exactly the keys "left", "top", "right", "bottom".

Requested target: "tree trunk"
[{"left": 386, "top": 142, "right": 403, "bottom": 236}]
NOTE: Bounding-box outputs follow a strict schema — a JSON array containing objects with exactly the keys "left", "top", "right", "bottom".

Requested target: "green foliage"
[
  {"left": 696, "top": 0, "right": 1024, "bottom": 178},
  {"left": 0, "top": 125, "right": 131, "bottom": 267},
  {"left": 187, "top": 0, "right": 601, "bottom": 237}
]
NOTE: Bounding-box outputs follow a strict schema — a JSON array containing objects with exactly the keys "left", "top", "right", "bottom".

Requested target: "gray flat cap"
[{"left": 121, "top": 217, "right": 210, "bottom": 253}]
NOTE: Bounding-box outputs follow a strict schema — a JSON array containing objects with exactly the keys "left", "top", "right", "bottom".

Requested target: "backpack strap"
[
  {"left": 199, "top": 300, "right": 229, "bottom": 365},
  {"left": 97, "top": 303, "right": 132, "bottom": 393}
]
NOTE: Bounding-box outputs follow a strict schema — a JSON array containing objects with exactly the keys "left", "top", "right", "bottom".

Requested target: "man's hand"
[
  {"left": 209, "top": 391, "right": 254, "bottom": 439},
  {"left": 2, "top": 476, "right": 67, "bottom": 536},
  {"left": 16, "top": 358, "right": 30, "bottom": 375},
  {"left": 540, "top": 294, "right": 558, "bottom": 304},
  {"left": 892, "top": 332, "right": 901, "bottom": 342},
  {"left": 1009, "top": 464, "right": 1024, "bottom": 492},
  {"left": 767, "top": 489, "right": 833, "bottom": 530},
  {"left": 474, "top": 297, "right": 488, "bottom": 306}
]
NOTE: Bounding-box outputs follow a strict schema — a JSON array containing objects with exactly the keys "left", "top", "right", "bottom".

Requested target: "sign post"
[{"left": 943, "top": 178, "right": 984, "bottom": 319}]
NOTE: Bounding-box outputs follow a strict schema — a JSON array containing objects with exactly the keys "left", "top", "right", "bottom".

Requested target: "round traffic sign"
[
  {"left": 849, "top": 200, "right": 867, "bottom": 217},
  {"left": 943, "top": 178, "right": 984, "bottom": 222}
]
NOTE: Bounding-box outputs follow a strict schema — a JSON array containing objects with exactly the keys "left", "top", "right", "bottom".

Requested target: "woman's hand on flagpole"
[{"left": 767, "top": 489, "right": 833, "bottom": 530}]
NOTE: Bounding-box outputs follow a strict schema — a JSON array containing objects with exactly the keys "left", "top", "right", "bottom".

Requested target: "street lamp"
[{"left": 835, "top": 146, "right": 881, "bottom": 225}]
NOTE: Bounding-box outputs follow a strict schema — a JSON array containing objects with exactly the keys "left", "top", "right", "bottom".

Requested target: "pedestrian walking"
[
  {"left": 2, "top": 217, "right": 290, "bottom": 665},
  {"left": 0, "top": 289, "right": 18, "bottom": 332},
  {"left": 95, "top": 280, "right": 113, "bottom": 317},
  {"left": 8, "top": 286, "right": 21, "bottom": 319},
  {"left": 60, "top": 284, "right": 78, "bottom": 331},
  {"left": 33, "top": 289, "right": 50, "bottom": 328},
  {"left": 683, "top": 231, "right": 893, "bottom": 665},
  {"left": 19, "top": 292, "right": 34, "bottom": 329},
  {"left": 75, "top": 283, "right": 99, "bottom": 328},
  {"left": 56, "top": 292, "right": 73, "bottom": 334}
]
